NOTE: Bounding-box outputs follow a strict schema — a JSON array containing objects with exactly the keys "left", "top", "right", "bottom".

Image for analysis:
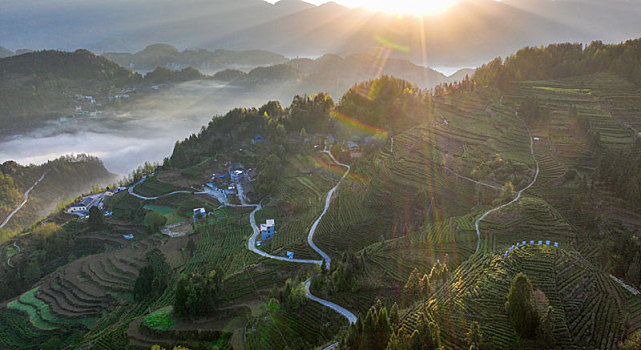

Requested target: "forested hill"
[
  {"left": 0, "top": 49, "right": 214, "bottom": 134},
  {"left": 0, "top": 155, "right": 116, "bottom": 235},
  {"left": 0, "top": 49, "right": 136, "bottom": 82},
  {"left": 474, "top": 39, "right": 641, "bottom": 88},
  {"left": 0, "top": 50, "right": 140, "bottom": 133}
]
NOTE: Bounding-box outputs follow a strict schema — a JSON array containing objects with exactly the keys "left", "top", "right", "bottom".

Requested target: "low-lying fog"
[{"left": 0, "top": 81, "right": 277, "bottom": 176}]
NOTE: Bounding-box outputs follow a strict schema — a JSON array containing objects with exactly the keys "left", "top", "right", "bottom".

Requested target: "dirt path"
[
  {"left": 440, "top": 165, "right": 501, "bottom": 190},
  {"left": 6, "top": 242, "right": 22, "bottom": 268},
  {"left": 0, "top": 171, "right": 48, "bottom": 229},
  {"left": 474, "top": 109, "right": 540, "bottom": 253}
]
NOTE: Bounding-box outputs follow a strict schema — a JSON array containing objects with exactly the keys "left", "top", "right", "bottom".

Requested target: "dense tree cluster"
[
  {"left": 174, "top": 269, "right": 221, "bottom": 318},
  {"left": 0, "top": 173, "right": 21, "bottom": 218},
  {"left": 403, "top": 258, "right": 449, "bottom": 305},
  {"left": 518, "top": 97, "right": 550, "bottom": 125},
  {"left": 133, "top": 249, "right": 171, "bottom": 301},
  {"left": 270, "top": 278, "right": 307, "bottom": 311},
  {"left": 471, "top": 154, "right": 533, "bottom": 190},
  {"left": 335, "top": 75, "right": 432, "bottom": 135},
  {"left": 88, "top": 206, "right": 104, "bottom": 230},
  {"left": 144, "top": 211, "right": 167, "bottom": 234},
  {"left": 343, "top": 300, "right": 444, "bottom": 350},
  {"left": 596, "top": 148, "right": 641, "bottom": 208},
  {"left": 505, "top": 273, "right": 539, "bottom": 338},
  {"left": 328, "top": 251, "right": 363, "bottom": 293},
  {"left": 284, "top": 93, "right": 334, "bottom": 133},
  {"left": 310, "top": 251, "right": 364, "bottom": 296},
  {"left": 474, "top": 40, "right": 641, "bottom": 88},
  {"left": 431, "top": 75, "right": 476, "bottom": 97}
]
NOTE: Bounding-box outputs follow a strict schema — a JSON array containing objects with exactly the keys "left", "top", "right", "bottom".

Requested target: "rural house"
[{"left": 260, "top": 219, "right": 275, "bottom": 241}]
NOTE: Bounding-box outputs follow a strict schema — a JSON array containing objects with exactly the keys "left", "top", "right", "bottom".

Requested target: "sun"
[{"left": 358, "top": 0, "right": 457, "bottom": 15}]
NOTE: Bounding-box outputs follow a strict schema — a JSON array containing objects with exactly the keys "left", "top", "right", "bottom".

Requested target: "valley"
[{"left": 2, "top": 20, "right": 641, "bottom": 350}]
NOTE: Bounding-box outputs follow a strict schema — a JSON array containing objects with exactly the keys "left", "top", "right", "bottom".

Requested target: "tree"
[
  {"left": 505, "top": 272, "right": 539, "bottom": 338},
  {"left": 144, "top": 211, "right": 167, "bottom": 234},
  {"left": 344, "top": 301, "right": 391, "bottom": 350},
  {"left": 299, "top": 127, "right": 308, "bottom": 139},
  {"left": 404, "top": 268, "right": 424, "bottom": 304},
  {"left": 620, "top": 330, "right": 641, "bottom": 350},
  {"left": 23, "top": 258, "right": 42, "bottom": 284},
  {"left": 500, "top": 182, "right": 515, "bottom": 203},
  {"left": 133, "top": 265, "right": 155, "bottom": 301},
  {"left": 186, "top": 238, "right": 196, "bottom": 257},
  {"left": 537, "top": 306, "right": 556, "bottom": 348},
  {"left": 134, "top": 250, "right": 171, "bottom": 301},
  {"left": 174, "top": 270, "right": 221, "bottom": 318},
  {"left": 88, "top": 206, "right": 104, "bottom": 230},
  {"left": 466, "top": 321, "right": 483, "bottom": 350},
  {"left": 389, "top": 302, "right": 401, "bottom": 326}
]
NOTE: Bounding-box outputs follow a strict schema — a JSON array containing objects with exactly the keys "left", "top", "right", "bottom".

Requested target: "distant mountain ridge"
[
  {"left": 2, "top": 0, "right": 641, "bottom": 66},
  {"left": 212, "top": 53, "right": 469, "bottom": 101},
  {"left": 102, "top": 44, "right": 288, "bottom": 73}
]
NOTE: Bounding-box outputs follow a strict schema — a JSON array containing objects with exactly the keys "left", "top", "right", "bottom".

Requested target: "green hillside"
[{"left": 3, "top": 39, "right": 641, "bottom": 349}]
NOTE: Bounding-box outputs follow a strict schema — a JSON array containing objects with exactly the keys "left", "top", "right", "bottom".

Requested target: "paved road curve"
[
  {"left": 244, "top": 150, "right": 357, "bottom": 324},
  {"left": 304, "top": 279, "right": 357, "bottom": 324},
  {"left": 247, "top": 203, "right": 323, "bottom": 265},
  {"left": 307, "top": 150, "right": 351, "bottom": 270},
  {"left": 127, "top": 176, "right": 192, "bottom": 200},
  {"left": 474, "top": 114, "right": 540, "bottom": 253},
  {"left": 0, "top": 171, "right": 48, "bottom": 229}
]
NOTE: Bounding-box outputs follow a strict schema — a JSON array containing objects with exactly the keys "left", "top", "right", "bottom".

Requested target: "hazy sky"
[{"left": 264, "top": 0, "right": 458, "bottom": 14}]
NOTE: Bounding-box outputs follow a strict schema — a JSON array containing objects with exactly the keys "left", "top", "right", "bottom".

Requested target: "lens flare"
[
  {"left": 357, "top": 0, "right": 457, "bottom": 15},
  {"left": 330, "top": 109, "right": 389, "bottom": 137}
]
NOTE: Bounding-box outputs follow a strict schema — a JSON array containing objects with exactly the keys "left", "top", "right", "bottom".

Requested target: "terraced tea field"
[{"left": 402, "top": 246, "right": 635, "bottom": 349}]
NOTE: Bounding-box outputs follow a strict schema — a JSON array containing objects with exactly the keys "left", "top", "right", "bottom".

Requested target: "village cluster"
[{"left": 64, "top": 135, "right": 366, "bottom": 258}]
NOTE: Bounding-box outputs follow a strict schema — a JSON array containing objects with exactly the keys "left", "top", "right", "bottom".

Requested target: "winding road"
[
  {"left": 243, "top": 150, "right": 357, "bottom": 323},
  {"left": 304, "top": 280, "right": 358, "bottom": 324},
  {"left": 0, "top": 171, "right": 48, "bottom": 230},
  {"left": 6, "top": 242, "right": 21, "bottom": 268},
  {"left": 247, "top": 203, "right": 323, "bottom": 265},
  {"left": 127, "top": 176, "right": 192, "bottom": 200},
  {"left": 307, "top": 150, "right": 351, "bottom": 270},
  {"left": 474, "top": 112, "right": 540, "bottom": 253},
  {"left": 127, "top": 152, "right": 358, "bottom": 324}
]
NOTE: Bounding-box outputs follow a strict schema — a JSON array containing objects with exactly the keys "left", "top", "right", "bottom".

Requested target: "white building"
[
  {"left": 261, "top": 219, "right": 275, "bottom": 241},
  {"left": 193, "top": 208, "right": 206, "bottom": 221}
]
